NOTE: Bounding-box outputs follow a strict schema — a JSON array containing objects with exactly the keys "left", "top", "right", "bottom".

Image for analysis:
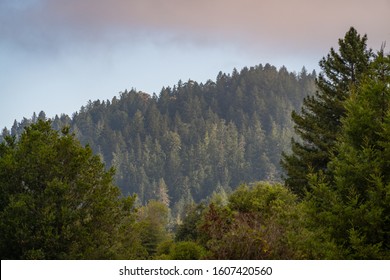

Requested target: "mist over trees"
[
  {"left": 3, "top": 63, "right": 315, "bottom": 211},
  {"left": 1, "top": 27, "right": 389, "bottom": 260}
]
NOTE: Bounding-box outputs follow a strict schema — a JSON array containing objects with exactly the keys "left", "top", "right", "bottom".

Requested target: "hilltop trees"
[
  {"left": 70, "top": 65, "right": 314, "bottom": 210},
  {"left": 2, "top": 64, "right": 315, "bottom": 214}
]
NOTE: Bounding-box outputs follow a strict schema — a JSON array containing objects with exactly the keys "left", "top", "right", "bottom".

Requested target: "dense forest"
[
  {"left": 1, "top": 63, "right": 316, "bottom": 210},
  {"left": 1, "top": 27, "right": 389, "bottom": 260}
]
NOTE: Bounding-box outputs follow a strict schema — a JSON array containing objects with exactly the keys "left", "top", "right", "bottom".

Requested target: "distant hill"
[{"left": 2, "top": 63, "right": 316, "bottom": 211}]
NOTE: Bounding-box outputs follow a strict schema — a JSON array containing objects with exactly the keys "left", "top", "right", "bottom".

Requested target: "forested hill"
[{"left": 3, "top": 63, "right": 316, "bottom": 208}]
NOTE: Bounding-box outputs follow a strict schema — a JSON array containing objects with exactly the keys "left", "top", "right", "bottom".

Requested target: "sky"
[{"left": 1, "top": 0, "right": 390, "bottom": 130}]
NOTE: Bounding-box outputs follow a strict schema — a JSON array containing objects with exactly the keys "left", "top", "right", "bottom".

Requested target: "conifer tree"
[
  {"left": 306, "top": 52, "right": 390, "bottom": 259},
  {"left": 281, "top": 27, "right": 373, "bottom": 197}
]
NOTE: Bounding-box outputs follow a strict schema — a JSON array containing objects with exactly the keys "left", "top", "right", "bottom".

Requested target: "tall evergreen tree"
[
  {"left": 281, "top": 27, "right": 373, "bottom": 197},
  {"left": 305, "top": 52, "right": 390, "bottom": 258}
]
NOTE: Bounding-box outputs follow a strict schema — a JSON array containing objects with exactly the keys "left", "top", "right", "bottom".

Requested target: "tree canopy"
[{"left": 0, "top": 120, "right": 138, "bottom": 259}]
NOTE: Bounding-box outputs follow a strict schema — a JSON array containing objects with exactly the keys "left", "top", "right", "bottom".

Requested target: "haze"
[{"left": 1, "top": 0, "right": 389, "bottom": 129}]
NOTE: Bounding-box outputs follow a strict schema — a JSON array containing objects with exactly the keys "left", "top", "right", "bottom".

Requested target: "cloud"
[
  {"left": 1, "top": 0, "right": 389, "bottom": 130},
  {"left": 1, "top": 0, "right": 389, "bottom": 54}
]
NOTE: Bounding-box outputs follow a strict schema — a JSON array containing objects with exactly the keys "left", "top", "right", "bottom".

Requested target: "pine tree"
[
  {"left": 281, "top": 27, "right": 373, "bottom": 197},
  {"left": 157, "top": 178, "right": 170, "bottom": 208},
  {"left": 306, "top": 52, "right": 390, "bottom": 258}
]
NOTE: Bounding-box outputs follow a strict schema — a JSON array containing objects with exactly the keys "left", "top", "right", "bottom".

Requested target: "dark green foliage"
[
  {"left": 0, "top": 120, "right": 139, "bottom": 259},
  {"left": 175, "top": 203, "right": 206, "bottom": 242},
  {"left": 282, "top": 27, "right": 374, "bottom": 197},
  {"left": 305, "top": 52, "right": 390, "bottom": 259}
]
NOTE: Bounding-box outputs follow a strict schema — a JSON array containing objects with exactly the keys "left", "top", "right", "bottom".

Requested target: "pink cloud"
[{"left": 2, "top": 0, "right": 389, "bottom": 52}]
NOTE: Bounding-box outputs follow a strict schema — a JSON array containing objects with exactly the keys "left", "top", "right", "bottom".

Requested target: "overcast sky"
[{"left": 1, "top": 0, "right": 390, "bottom": 129}]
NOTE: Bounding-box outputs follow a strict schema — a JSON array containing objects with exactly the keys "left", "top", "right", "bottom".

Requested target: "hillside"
[{"left": 3, "top": 64, "right": 316, "bottom": 210}]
